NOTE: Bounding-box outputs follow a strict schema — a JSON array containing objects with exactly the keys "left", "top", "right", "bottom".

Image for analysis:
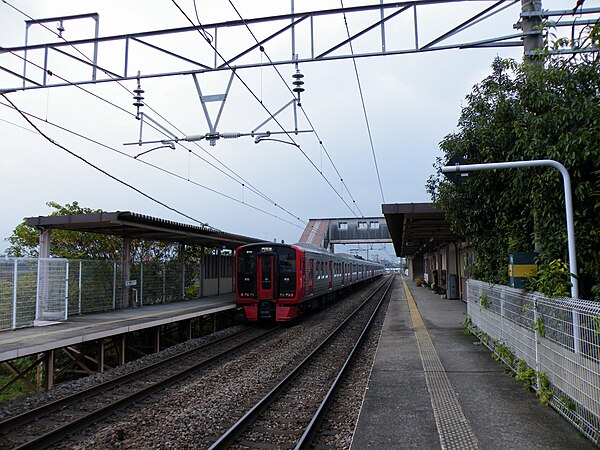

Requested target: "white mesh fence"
[
  {"left": 36, "top": 258, "right": 68, "bottom": 322},
  {"left": 0, "top": 259, "right": 38, "bottom": 330},
  {"left": 467, "top": 280, "right": 600, "bottom": 444},
  {"left": 0, "top": 257, "right": 200, "bottom": 331},
  {"left": 67, "top": 260, "right": 123, "bottom": 314}
]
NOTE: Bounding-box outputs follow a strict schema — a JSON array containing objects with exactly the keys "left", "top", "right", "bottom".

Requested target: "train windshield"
[
  {"left": 237, "top": 246, "right": 296, "bottom": 297},
  {"left": 277, "top": 247, "right": 296, "bottom": 294},
  {"left": 237, "top": 249, "right": 256, "bottom": 296}
]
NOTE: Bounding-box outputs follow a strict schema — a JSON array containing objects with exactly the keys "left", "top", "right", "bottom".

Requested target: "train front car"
[{"left": 236, "top": 243, "right": 305, "bottom": 322}]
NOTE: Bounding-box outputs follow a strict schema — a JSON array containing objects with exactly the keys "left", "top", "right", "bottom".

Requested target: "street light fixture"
[{"left": 442, "top": 159, "right": 579, "bottom": 299}]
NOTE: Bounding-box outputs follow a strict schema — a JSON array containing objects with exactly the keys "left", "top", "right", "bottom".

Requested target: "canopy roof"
[
  {"left": 26, "top": 211, "right": 262, "bottom": 250},
  {"left": 382, "top": 203, "right": 459, "bottom": 257}
]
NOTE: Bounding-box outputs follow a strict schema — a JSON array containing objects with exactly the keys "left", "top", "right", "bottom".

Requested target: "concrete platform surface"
[
  {"left": 351, "top": 276, "right": 595, "bottom": 449},
  {"left": 0, "top": 294, "right": 236, "bottom": 362}
]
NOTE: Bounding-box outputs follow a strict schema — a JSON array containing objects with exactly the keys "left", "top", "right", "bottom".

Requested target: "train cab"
[
  {"left": 236, "top": 241, "right": 383, "bottom": 323},
  {"left": 236, "top": 243, "right": 305, "bottom": 322}
]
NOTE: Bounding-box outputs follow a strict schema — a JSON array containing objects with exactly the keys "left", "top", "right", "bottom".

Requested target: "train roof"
[
  {"left": 238, "top": 242, "right": 383, "bottom": 266},
  {"left": 292, "top": 242, "right": 332, "bottom": 255}
]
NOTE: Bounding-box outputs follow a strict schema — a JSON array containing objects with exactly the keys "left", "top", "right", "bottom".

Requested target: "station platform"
[
  {"left": 351, "top": 276, "right": 595, "bottom": 449},
  {"left": 0, "top": 294, "right": 236, "bottom": 363}
]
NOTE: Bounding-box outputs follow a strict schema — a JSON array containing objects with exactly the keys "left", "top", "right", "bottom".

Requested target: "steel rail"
[
  {"left": 208, "top": 275, "right": 393, "bottom": 449},
  {"left": 3, "top": 326, "right": 281, "bottom": 450},
  {"left": 0, "top": 326, "right": 257, "bottom": 432},
  {"left": 295, "top": 276, "right": 395, "bottom": 449}
]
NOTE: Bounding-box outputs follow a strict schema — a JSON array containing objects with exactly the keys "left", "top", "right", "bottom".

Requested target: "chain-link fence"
[
  {"left": 133, "top": 260, "right": 184, "bottom": 306},
  {"left": 0, "top": 259, "right": 38, "bottom": 329},
  {"left": 67, "top": 260, "right": 123, "bottom": 315},
  {"left": 1, "top": 255, "right": 234, "bottom": 331},
  {"left": 467, "top": 280, "right": 600, "bottom": 444}
]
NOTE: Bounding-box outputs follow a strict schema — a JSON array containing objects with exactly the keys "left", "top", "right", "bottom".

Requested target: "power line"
[
  {"left": 3, "top": 50, "right": 304, "bottom": 225},
  {"left": 2, "top": 2, "right": 306, "bottom": 228},
  {"left": 2, "top": 93, "right": 215, "bottom": 228},
  {"left": 3, "top": 2, "right": 345, "bottom": 241},
  {"left": 0, "top": 98, "right": 306, "bottom": 230},
  {"left": 226, "top": 0, "right": 365, "bottom": 217},
  {"left": 171, "top": 0, "right": 358, "bottom": 217},
  {"left": 340, "top": 0, "right": 386, "bottom": 204}
]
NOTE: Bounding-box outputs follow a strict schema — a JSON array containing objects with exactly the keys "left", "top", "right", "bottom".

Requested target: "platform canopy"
[
  {"left": 26, "top": 211, "right": 262, "bottom": 250},
  {"left": 382, "top": 203, "right": 459, "bottom": 257}
]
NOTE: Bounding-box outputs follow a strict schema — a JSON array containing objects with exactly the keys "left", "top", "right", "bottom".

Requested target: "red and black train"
[{"left": 235, "top": 242, "right": 385, "bottom": 322}]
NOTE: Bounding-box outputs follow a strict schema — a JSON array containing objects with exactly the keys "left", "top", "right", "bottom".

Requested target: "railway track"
[
  {"left": 0, "top": 326, "right": 280, "bottom": 450},
  {"left": 209, "top": 276, "right": 394, "bottom": 449}
]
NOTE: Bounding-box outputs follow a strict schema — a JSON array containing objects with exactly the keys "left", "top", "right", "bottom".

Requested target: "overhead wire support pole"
[
  {"left": 442, "top": 160, "right": 579, "bottom": 299},
  {"left": 2, "top": 1, "right": 549, "bottom": 92},
  {"left": 4, "top": 3, "right": 309, "bottom": 231},
  {"left": 381, "top": 0, "right": 386, "bottom": 53},
  {"left": 22, "top": 13, "right": 100, "bottom": 87}
]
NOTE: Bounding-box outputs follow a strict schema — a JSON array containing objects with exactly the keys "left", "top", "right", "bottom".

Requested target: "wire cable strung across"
[
  {"left": 340, "top": 0, "right": 386, "bottom": 204},
  {"left": 226, "top": 0, "right": 365, "bottom": 217},
  {"left": 0, "top": 98, "right": 305, "bottom": 230},
  {"left": 1, "top": 94, "right": 212, "bottom": 227},
  {"left": 1, "top": 1, "right": 307, "bottom": 230},
  {"left": 0, "top": 57, "right": 303, "bottom": 227},
  {"left": 170, "top": 0, "right": 359, "bottom": 217}
]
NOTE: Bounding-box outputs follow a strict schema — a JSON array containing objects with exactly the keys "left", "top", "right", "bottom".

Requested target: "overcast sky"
[{"left": 0, "top": 0, "right": 592, "bottom": 259}]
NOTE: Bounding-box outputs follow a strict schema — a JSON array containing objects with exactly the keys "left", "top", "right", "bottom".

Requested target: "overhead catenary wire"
[
  {"left": 226, "top": 0, "right": 365, "bottom": 217},
  {"left": 171, "top": 0, "right": 358, "bottom": 217},
  {"left": 3, "top": 2, "right": 338, "bottom": 243},
  {"left": 3, "top": 50, "right": 304, "bottom": 227},
  {"left": 340, "top": 0, "right": 386, "bottom": 204},
  {"left": 0, "top": 98, "right": 306, "bottom": 230},
  {"left": 1, "top": 93, "right": 215, "bottom": 228},
  {"left": 4, "top": 0, "right": 349, "bottom": 242},
  {"left": 2, "top": 1, "right": 306, "bottom": 228},
  {"left": 3, "top": 47, "right": 305, "bottom": 228}
]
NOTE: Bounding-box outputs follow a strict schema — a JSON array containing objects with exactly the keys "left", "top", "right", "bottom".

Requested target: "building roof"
[
  {"left": 25, "top": 211, "right": 262, "bottom": 249},
  {"left": 382, "top": 203, "right": 459, "bottom": 257}
]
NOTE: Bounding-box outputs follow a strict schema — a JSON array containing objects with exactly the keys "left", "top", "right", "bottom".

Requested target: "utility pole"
[{"left": 521, "top": 0, "right": 544, "bottom": 60}]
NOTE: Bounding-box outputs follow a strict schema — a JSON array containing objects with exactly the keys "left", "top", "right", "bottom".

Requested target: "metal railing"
[{"left": 467, "top": 280, "right": 600, "bottom": 444}]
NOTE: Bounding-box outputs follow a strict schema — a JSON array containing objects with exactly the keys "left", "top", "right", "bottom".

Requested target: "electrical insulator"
[
  {"left": 133, "top": 72, "right": 145, "bottom": 119},
  {"left": 292, "top": 67, "right": 305, "bottom": 106},
  {"left": 56, "top": 21, "right": 65, "bottom": 38},
  {"left": 220, "top": 132, "right": 242, "bottom": 139}
]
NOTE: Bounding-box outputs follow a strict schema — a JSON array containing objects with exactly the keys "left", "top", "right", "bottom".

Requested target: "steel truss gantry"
[{"left": 2, "top": 0, "right": 597, "bottom": 93}]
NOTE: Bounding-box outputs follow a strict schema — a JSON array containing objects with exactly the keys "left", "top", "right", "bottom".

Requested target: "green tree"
[{"left": 428, "top": 25, "right": 600, "bottom": 300}]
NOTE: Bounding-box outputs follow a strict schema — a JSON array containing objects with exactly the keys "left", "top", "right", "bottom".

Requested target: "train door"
[
  {"left": 308, "top": 259, "right": 314, "bottom": 295},
  {"left": 341, "top": 262, "right": 345, "bottom": 286},
  {"left": 257, "top": 254, "right": 275, "bottom": 300},
  {"left": 328, "top": 261, "right": 333, "bottom": 289}
]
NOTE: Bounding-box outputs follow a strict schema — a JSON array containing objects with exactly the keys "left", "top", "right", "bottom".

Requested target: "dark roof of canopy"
[
  {"left": 382, "top": 202, "right": 460, "bottom": 257},
  {"left": 25, "top": 211, "right": 263, "bottom": 249}
]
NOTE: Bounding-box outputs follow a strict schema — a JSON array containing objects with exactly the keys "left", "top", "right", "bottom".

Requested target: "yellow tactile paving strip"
[{"left": 403, "top": 279, "right": 479, "bottom": 450}]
